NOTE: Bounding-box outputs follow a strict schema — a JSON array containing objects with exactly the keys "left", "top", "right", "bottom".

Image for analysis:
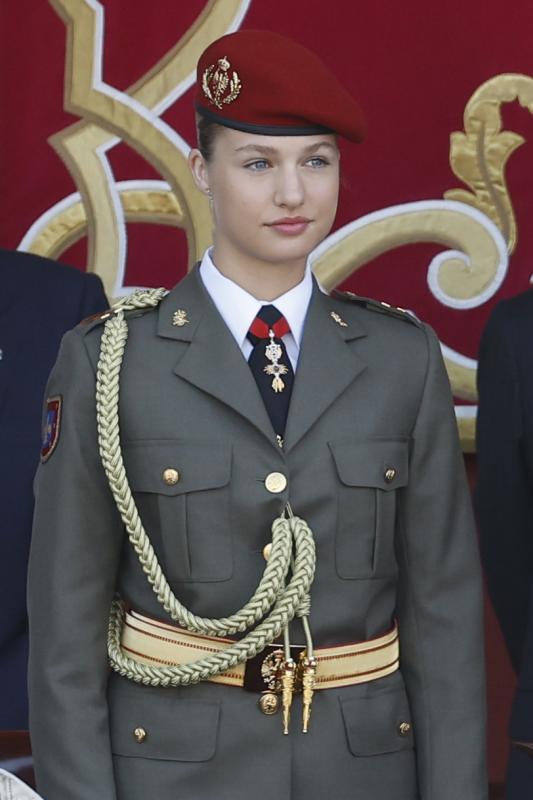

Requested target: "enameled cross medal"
[{"left": 264, "top": 329, "right": 290, "bottom": 392}]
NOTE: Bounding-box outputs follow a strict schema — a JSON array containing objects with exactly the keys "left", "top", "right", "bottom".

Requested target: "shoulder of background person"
[
  {"left": 0, "top": 248, "right": 108, "bottom": 323},
  {"left": 483, "top": 287, "right": 533, "bottom": 352}
]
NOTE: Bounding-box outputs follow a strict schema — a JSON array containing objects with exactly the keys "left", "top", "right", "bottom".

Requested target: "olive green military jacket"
[{"left": 28, "top": 268, "right": 487, "bottom": 800}]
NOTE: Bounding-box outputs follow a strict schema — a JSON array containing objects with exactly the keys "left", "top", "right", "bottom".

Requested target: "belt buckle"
[{"left": 243, "top": 643, "right": 305, "bottom": 693}]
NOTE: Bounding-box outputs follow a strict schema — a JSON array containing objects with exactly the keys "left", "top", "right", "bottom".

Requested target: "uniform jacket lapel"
[
  {"left": 157, "top": 268, "right": 276, "bottom": 445},
  {"left": 283, "top": 282, "right": 367, "bottom": 452}
]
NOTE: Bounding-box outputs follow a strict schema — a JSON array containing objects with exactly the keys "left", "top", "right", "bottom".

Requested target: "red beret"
[{"left": 195, "top": 30, "right": 366, "bottom": 143}]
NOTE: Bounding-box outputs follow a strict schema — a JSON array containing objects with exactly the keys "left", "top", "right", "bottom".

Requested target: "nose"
[{"left": 273, "top": 164, "right": 305, "bottom": 209}]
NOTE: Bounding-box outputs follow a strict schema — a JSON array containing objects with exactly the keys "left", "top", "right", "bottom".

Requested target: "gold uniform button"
[
  {"left": 263, "top": 542, "right": 272, "bottom": 561},
  {"left": 258, "top": 693, "right": 279, "bottom": 715},
  {"left": 133, "top": 727, "right": 147, "bottom": 743},
  {"left": 384, "top": 468, "right": 396, "bottom": 484},
  {"left": 162, "top": 468, "right": 180, "bottom": 486},
  {"left": 265, "top": 472, "right": 287, "bottom": 493},
  {"left": 398, "top": 721, "right": 411, "bottom": 736}
]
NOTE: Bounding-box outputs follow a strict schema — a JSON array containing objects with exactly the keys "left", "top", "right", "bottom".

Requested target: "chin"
[
  {"left": 261, "top": 246, "right": 312, "bottom": 267},
  {"left": 262, "top": 232, "right": 326, "bottom": 265}
]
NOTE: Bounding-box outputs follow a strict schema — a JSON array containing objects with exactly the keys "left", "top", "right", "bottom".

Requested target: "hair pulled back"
[{"left": 196, "top": 115, "right": 224, "bottom": 162}]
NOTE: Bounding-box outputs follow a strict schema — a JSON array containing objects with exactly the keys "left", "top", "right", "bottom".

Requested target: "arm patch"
[{"left": 41, "top": 395, "right": 62, "bottom": 462}]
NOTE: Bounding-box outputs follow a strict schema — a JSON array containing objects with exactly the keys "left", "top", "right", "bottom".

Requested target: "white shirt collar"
[{"left": 199, "top": 249, "right": 313, "bottom": 350}]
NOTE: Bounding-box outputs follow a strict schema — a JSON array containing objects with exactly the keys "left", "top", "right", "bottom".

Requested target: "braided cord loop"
[{"left": 96, "top": 289, "right": 316, "bottom": 686}]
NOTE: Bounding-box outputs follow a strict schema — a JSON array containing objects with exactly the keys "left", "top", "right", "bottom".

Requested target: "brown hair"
[{"left": 196, "top": 114, "right": 224, "bottom": 162}]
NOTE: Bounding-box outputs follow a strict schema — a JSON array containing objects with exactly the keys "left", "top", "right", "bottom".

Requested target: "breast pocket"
[
  {"left": 123, "top": 440, "right": 233, "bottom": 583},
  {"left": 328, "top": 438, "right": 409, "bottom": 579}
]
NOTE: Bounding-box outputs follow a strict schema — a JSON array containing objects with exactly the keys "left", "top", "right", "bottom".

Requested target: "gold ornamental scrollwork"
[
  {"left": 445, "top": 73, "right": 533, "bottom": 255},
  {"left": 23, "top": 0, "right": 251, "bottom": 297}
]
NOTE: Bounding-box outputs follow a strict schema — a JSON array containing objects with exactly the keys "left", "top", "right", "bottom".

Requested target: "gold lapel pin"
[
  {"left": 172, "top": 309, "right": 189, "bottom": 327},
  {"left": 330, "top": 311, "right": 348, "bottom": 328}
]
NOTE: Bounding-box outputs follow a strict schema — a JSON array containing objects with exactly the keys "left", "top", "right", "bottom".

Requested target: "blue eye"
[
  {"left": 307, "top": 156, "right": 329, "bottom": 168},
  {"left": 245, "top": 160, "right": 270, "bottom": 171}
]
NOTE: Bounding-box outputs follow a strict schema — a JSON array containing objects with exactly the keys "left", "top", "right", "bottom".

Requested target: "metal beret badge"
[{"left": 202, "top": 56, "right": 242, "bottom": 109}]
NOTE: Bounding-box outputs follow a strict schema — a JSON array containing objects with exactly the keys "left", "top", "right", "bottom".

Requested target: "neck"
[{"left": 210, "top": 244, "right": 307, "bottom": 301}]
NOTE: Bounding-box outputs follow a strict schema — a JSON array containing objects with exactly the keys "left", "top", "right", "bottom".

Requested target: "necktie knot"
[{"left": 247, "top": 305, "right": 290, "bottom": 345}]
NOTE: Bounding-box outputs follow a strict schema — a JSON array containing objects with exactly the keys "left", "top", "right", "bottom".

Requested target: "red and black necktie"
[{"left": 247, "top": 305, "right": 294, "bottom": 437}]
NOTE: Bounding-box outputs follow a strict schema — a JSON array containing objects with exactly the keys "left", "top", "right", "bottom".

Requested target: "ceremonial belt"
[{"left": 121, "top": 609, "right": 400, "bottom": 691}]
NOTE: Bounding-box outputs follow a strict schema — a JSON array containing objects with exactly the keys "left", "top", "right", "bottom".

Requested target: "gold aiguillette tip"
[
  {"left": 301, "top": 655, "right": 317, "bottom": 733},
  {"left": 281, "top": 659, "right": 296, "bottom": 735}
]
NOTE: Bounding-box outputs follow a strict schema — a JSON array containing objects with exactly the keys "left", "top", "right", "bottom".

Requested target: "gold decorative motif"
[
  {"left": 398, "top": 721, "right": 412, "bottom": 736},
  {"left": 330, "top": 311, "right": 348, "bottom": 327},
  {"left": 264, "top": 330, "right": 290, "bottom": 392},
  {"left": 260, "top": 649, "right": 285, "bottom": 693},
  {"left": 264, "top": 363, "right": 289, "bottom": 392},
  {"left": 202, "top": 56, "right": 242, "bottom": 109},
  {"left": 172, "top": 309, "right": 189, "bottom": 327},
  {"left": 445, "top": 74, "right": 533, "bottom": 255},
  {"left": 32, "top": 0, "right": 247, "bottom": 295}
]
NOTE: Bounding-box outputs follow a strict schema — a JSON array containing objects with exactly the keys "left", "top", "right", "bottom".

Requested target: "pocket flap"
[
  {"left": 329, "top": 439, "right": 409, "bottom": 490},
  {"left": 122, "top": 440, "right": 231, "bottom": 495},
  {"left": 109, "top": 682, "right": 220, "bottom": 762},
  {"left": 340, "top": 689, "right": 414, "bottom": 756}
]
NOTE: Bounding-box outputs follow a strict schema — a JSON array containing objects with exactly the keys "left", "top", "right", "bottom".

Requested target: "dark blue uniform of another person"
[
  {"left": 0, "top": 249, "right": 108, "bottom": 729},
  {"left": 476, "top": 288, "right": 533, "bottom": 799}
]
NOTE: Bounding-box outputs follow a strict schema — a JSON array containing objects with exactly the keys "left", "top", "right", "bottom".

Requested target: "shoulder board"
[
  {"left": 332, "top": 290, "right": 421, "bottom": 326},
  {"left": 80, "top": 287, "right": 168, "bottom": 330},
  {"left": 80, "top": 309, "right": 114, "bottom": 326}
]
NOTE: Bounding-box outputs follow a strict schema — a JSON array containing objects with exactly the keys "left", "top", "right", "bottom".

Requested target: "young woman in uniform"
[{"left": 28, "top": 29, "right": 487, "bottom": 800}]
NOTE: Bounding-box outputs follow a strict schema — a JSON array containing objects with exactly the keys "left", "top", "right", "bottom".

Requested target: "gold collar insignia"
[
  {"left": 172, "top": 309, "right": 189, "bottom": 327},
  {"left": 330, "top": 311, "right": 348, "bottom": 328}
]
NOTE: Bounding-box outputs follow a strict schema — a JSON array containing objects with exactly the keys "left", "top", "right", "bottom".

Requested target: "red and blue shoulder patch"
[{"left": 41, "top": 395, "right": 62, "bottom": 462}]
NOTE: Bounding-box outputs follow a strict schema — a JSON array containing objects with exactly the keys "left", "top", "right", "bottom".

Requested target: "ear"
[{"left": 188, "top": 148, "right": 211, "bottom": 195}]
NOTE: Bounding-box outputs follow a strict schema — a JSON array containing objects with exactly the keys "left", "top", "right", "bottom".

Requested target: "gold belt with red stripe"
[{"left": 120, "top": 609, "right": 399, "bottom": 691}]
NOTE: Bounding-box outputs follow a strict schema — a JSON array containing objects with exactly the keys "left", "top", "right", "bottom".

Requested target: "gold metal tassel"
[
  {"left": 281, "top": 659, "right": 296, "bottom": 735},
  {"left": 301, "top": 655, "right": 317, "bottom": 733}
]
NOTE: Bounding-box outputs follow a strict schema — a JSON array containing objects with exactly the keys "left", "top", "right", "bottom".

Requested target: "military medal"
[{"left": 264, "top": 329, "right": 290, "bottom": 392}]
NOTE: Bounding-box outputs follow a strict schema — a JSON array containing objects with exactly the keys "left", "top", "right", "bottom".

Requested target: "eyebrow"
[{"left": 234, "top": 141, "right": 338, "bottom": 155}]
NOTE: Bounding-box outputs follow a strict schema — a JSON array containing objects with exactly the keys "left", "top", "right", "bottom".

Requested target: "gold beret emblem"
[{"left": 202, "top": 56, "right": 242, "bottom": 109}]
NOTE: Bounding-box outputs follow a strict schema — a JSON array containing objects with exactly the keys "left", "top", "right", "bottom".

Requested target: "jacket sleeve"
[
  {"left": 475, "top": 302, "right": 533, "bottom": 672},
  {"left": 28, "top": 326, "right": 122, "bottom": 800},
  {"left": 395, "top": 324, "right": 487, "bottom": 799}
]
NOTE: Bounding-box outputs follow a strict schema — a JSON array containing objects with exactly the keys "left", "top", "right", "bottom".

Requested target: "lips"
[{"left": 266, "top": 217, "right": 311, "bottom": 235}]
